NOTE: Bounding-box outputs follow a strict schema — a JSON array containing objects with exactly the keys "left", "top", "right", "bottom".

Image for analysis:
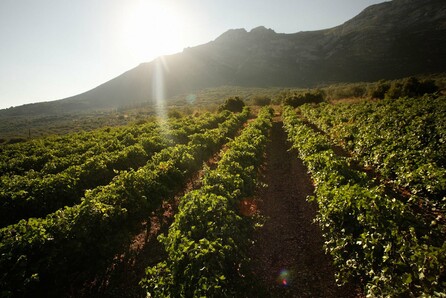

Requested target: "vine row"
[
  {"left": 299, "top": 96, "right": 446, "bottom": 212},
  {"left": 141, "top": 107, "right": 273, "bottom": 297},
  {"left": 282, "top": 106, "right": 445, "bottom": 297},
  {"left": 0, "top": 109, "right": 248, "bottom": 297},
  {"left": 0, "top": 112, "right": 229, "bottom": 227}
]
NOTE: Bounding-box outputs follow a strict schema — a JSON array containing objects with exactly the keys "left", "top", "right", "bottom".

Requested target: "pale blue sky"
[{"left": 0, "top": 0, "right": 386, "bottom": 109}]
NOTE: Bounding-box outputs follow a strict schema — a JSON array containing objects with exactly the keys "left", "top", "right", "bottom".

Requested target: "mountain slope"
[{"left": 2, "top": 0, "right": 446, "bottom": 115}]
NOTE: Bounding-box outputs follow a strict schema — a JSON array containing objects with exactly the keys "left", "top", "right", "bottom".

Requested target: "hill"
[{"left": 1, "top": 0, "right": 445, "bottom": 116}]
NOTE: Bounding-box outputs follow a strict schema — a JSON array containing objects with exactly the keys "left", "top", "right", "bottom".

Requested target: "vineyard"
[
  {"left": 284, "top": 97, "right": 446, "bottom": 296},
  {"left": 0, "top": 96, "right": 445, "bottom": 297}
]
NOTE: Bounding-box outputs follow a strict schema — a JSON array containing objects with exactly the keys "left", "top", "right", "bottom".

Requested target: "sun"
[{"left": 118, "top": 0, "right": 185, "bottom": 62}]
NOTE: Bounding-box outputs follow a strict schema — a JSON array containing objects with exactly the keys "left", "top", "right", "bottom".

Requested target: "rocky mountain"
[{"left": 2, "top": 0, "right": 446, "bottom": 115}]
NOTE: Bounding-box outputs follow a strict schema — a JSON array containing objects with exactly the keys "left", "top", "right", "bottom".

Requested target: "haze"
[{"left": 0, "top": 0, "right": 386, "bottom": 110}]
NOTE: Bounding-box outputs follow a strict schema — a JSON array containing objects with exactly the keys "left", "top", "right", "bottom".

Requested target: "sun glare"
[{"left": 118, "top": 0, "right": 185, "bottom": 62}]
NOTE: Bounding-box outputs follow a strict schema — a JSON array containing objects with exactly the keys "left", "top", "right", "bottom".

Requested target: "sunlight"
[
  {"left": 118, "top": 0, "right": 185, "bottom": 63},
  {"left": 117, "top": 0, "right": 183, "bottom": 125},
  {"left": 153, "top": 56, "right": 168, "bottom": 121}
]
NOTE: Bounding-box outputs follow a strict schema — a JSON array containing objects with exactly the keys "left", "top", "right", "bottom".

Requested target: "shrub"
[
  {"left": 282, "top": 90, "right": 325, "bottom": 107},
  {"left": 7, "top": 137, "right": 26, "bottom": 144},
  {"left": 167, "top": 109, "right": 182, "bottom": 119},
  {"left": 219, "top": 97, "right": 245, "bottom": 112},
  {"left": 386, "top": 77, "right": 438, "bottom": 99},
  {"left": 251, "top": 95, "right": 271, "bottom": 106},
  {"left": 368, "top": 80, "right": 390, "bottom": 99}
]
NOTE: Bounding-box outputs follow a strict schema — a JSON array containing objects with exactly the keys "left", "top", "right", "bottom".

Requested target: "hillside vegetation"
[
  {"left": 0, "top": 78, "right": 445, "bottom": 296},
  {"left": 1, "top": 74, "right": 445, "bottom": 142},
  {"left": 1, "top": 0, "right": 445, "bottom": 117}
]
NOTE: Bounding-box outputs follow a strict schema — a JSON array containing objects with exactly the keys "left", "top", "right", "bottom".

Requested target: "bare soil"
[
  {"left": 248, "top": 118, "right": 362, "bottom": 297},
  {"left": 70, "top": 117, "right": 363, "bottom": 297},
  {"left": 68, "top": 147, "right": 226, "bottom": 297}
]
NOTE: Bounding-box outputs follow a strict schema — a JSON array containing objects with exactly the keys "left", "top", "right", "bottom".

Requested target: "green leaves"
[
  {"left": 283, "top": 106, "right": 446, "bottom": 297},
  {"left": 300, "top": 96, "right": 446, "bottom": 210},
  {"left": 0, "top": 111, "right": 232, "bottom": 227},
  {"left": 142, "top": 107, "right": 273, "bottom": 297},
  {"left": 0, "top": 110, "right": 248, "bottom": 296}
]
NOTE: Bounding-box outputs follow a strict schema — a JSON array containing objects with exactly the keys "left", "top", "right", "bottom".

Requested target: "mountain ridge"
[{"left": 2, "top": 0, "right": 446, "bottom": 116}]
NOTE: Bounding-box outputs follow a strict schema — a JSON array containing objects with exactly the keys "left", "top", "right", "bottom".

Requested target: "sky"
[{"left": 0, "top": 0, "right": 387, "bottom": 110}]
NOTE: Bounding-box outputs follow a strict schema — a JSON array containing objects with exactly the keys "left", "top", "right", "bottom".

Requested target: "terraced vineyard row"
[
  {"left": 0, "top": 112, "right": 226, "bottom": 177},
  {"left": 0, "top": 111, "right": 230, "bottom": 227},
  {"left": 0, "top": 109, "right": 249, "bottom": 296},
  {"left": 283, "top": 105, "right": 445, "bottom": 296},
  {"left": 299, "top": 95, "right": 446, "bottom": 212},
  {"left": 1, "top": 99, "right": 444, "bottom": 297},
  {"left": 141, "top": 106, "right": 273, "bottom": 297}
]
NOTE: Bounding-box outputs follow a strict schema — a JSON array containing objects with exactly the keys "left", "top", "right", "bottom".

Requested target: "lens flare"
[
  {"left": 152, "top": 56, "right": 168, "bottom": 120},
  {"left": 277, "top": 269, "right": 292, "bottom": 286},
  {"left": 186, "top": 94, "right": 197, "bottom": 104},
  {"left": 238, "top": 198, "right": 257, "bottom": 217},
  {"left": 152, "top": 56, "right": 172, "bottom": 138}
]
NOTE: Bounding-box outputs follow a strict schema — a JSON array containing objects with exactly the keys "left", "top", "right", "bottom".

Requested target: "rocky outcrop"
[{"left": 2, "top": 0, "right": 445, "bottom": 115}]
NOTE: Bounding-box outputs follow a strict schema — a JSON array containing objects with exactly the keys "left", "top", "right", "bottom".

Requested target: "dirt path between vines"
[{"left": 248, "top": 118, "right": 361, "bottom": 297}]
